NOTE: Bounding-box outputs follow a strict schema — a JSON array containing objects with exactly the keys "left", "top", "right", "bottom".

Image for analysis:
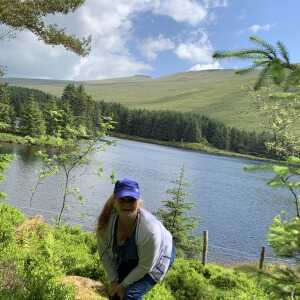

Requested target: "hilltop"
[{"left": 2, "top": 69, "right": 299, "bottom": 133}]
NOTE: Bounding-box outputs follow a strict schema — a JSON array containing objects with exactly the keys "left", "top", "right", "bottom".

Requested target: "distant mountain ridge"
[
  {"left": 2, "top": 69, "right": 299, "bottom": 134},
  {"left": 0, "top": 69, "right": 235, "bottom": 85}
]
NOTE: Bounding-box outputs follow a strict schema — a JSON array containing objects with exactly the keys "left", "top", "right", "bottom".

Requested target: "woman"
[{"left": 96, "top": 178, "right": 176, "bottom": 300}]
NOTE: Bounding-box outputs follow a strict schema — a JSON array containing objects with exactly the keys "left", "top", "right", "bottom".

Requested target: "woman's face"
[{"left": 114, "top": 196, "right": 139, "bottom": 218}]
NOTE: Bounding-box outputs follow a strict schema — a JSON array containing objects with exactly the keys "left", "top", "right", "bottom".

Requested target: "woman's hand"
[
  {"left": 110, "top": 283, "right": 126, "bottom": 299},
  {"left": 110, "top": 281, "right": 119, "bottom": 296}
]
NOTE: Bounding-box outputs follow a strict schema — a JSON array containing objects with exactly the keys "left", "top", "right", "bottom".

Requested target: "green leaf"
[
  {"left": 277, "top": 41, "right": 290, "bottom": 64},
  {"left": 253, "top": 64, "right": 270, "bottom": 90},
  {"left": 269, "top": 59, "right": 285, "bottom": 85},
  {"left": 110, "top": 171, "right": 117, "bottom": 184},
  {"left": 288, "top": 182, "right": 300, "bottom": 189},
  {"left": 287, "top": 156, "right": 300, "bottom": 164},
  {"left": 272, "top": 165, "right": 289, "bottom": 176},
  {"left": 0, "top": 192, "right": 7, "bottom": 199},
  {"left": 96, "top": 166, "right": 104, "bottom": 177},
  {"left": 267, "top": 176, "right": 285, "bottom": 187},
  {"left": 290, "top": 168, "right": 300, "bottom": 175},
  {"left": 249, "top": 36, "right": 277, "bottom": 57}
]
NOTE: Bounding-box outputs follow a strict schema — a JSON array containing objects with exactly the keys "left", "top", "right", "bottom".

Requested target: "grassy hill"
[{"left": 2, "top": 70, "right": 299, "bottom": 133}]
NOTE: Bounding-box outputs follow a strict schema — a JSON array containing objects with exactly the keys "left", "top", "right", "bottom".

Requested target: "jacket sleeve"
[
  {"left": 121, "top": 231, "right": 161, "bottom": 288},
  {"left": 97, "top": 235, "right": 119, "bottom": 283}
]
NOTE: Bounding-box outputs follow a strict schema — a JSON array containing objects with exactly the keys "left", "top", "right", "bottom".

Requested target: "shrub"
[
  {"left": 0, "top": 244, "right": 25, "bottom": 299},
  {"left": 0, "top": 242, "right": 75, "bottom": 300},
  {"left": 170, "top": 258, "right": 204, "bottom": 274},
  {"left": 0, "top": 203, "right": 25, "bottom": 246},
  {"left": 205, "top": 265, "right": 248, "bottom": 290},
  {"left": 22, "top": 255, "right": 75, "bottom": 300},
  {"left": 163, "top": 259, "right": 274, "bottom": 300},
  {"left": 52, "top": 225, "right": 106, "bottom": 281},
  {"left": 165, "top": 265, "right": 216, "bottom": 299},
  {"left": 269, "top": 215, "right": 300, "bottom": 257},
  {"left": 0, "top": 204, "right": 284, "bottom": 300},
  {"left": 221, "top": 280, "right": 273, "bottom": 300},
  {"left": 145, "top": 283, "right": 175, "bottom": 300},
  {"left": 210, "top": 273, "right": 239, "bottom": 289}
]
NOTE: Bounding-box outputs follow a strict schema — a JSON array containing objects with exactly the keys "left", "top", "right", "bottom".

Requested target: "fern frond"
[
  {"left": 213, "top": 49, "right": 271, "bottom": 60},
  {"left": 277, "top": 41, "right": 290, "bottom": 64},
  {"left": 254, "top": 64, "right": 271, "bottom": 90},
  {"left": 235, "top": 60, "right": 269, "bottom": 75},
  {"left": 250, "top": 35, "right": 277, "bottom": 58},
  {"left": 269, "top": 59, "right": 285, "bottom": 85}
]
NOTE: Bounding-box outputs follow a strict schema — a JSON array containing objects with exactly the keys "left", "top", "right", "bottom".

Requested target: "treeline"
[
  {"left": 1, "top": 84, "right": 101, "bottom": 138},
  {"left": 1, "top": 83, "right": 273, "bottom": 157},
  {"left": 109, "top": 106, "right": 270, "bottom": 156}
]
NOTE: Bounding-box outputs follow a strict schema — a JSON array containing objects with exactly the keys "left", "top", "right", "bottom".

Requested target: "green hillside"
[{"left": 2, "top": 70, "right": 299, "bottom": 133}]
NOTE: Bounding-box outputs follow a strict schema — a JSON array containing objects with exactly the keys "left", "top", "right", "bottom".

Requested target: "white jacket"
[{"left": 97, "top": 208, "right": 173, "bottom": 288}]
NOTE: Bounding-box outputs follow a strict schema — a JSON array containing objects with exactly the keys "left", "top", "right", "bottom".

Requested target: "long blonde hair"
[
  {"left": 96, "top": 194, "right": 116, "bottom": 235},
  {"left": 96, "top": 195, "right": 143, "bottom": 235}
]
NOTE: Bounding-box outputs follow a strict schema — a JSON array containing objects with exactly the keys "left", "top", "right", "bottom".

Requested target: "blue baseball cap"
[{"left": 114, "top": 178, "right": 140, "bottom": 200}]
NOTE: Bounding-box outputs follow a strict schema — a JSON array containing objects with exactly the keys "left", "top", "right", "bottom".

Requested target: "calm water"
[{"left": 0, "top": 138, "right": 295, "bottom": 263}]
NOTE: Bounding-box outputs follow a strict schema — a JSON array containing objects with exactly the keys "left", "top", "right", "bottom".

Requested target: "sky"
[{"left": 0, "top": 0, "right": 299, "bottom": 80}]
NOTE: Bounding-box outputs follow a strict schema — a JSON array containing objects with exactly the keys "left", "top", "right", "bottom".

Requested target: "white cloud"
[
  {"left": 74, "top": 0, "right": 212, "bottom": 78},
  {"left": 0, "top": 0, "right": 225, "bottom": 80},
  {"left": 68, "top": 0, "right": 204, "bottom": 79},
  {"left": 175, "top": 31, "right": 214, "bottom": 64},
  {"left": 70, "top": 0, "right": 153, "bottom": 79},
  {"left": 152, "top": 0, "right": 207, "bottom": 25},
  {"left": 0, "top": 30, "right": 78, "bottom": 79},
  {"left": 248, "top": 24, "right": 272, "bottom": 33},
  {"left": 140, "top": 35, "right": 175, "bottom": 60},
  {"left": 176, "top": 43, "right": 212, "bottom": 63},
  {"left": 73, "top": 54, "right": 152, "bottom": 80},
  {"left": 189, "top": 61, "right": 221, "bottom": 71},
  {"left": 0, "top": 0, "right": 153, "bottom": 80}
]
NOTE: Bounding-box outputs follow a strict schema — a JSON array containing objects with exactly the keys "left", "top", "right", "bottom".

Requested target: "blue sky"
[
  {"left": 0, "top": 0, "right": 299, "bottom": 80},
  {"left": 210, "top": 0, "right": 300, "bottom": 69}
]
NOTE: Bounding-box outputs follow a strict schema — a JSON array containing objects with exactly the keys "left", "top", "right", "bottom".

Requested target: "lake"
[{"left": 0, "top": 138, "right": 295, "bottom": 264}]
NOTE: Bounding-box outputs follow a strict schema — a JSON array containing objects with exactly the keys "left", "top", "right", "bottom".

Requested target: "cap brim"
[{"left": 115, "top": 190, "right": 139, "bottom": 199}]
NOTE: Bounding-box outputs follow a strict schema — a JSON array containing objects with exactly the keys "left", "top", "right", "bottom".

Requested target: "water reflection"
[
  {"left": 0, "top": 143, "right": 40, "bottom": 163},
  {"left": 0, "top": 143, "right": 16, "bottom": 155}
]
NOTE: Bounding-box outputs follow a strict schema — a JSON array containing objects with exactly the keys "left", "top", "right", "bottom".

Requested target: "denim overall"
[
  {"left": 113, "top": 217, "right": 139, "bottom": 283},
  {"left": 112, "top": 217, "right": 176, "bottom": 300}
]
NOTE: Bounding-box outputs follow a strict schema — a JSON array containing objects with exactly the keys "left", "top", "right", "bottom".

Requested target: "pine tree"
[
  {"left": 19, "top": 95, "right": 46, "bottom": 137},
  {"left": 73, "top": 84, "right": 88, "bottom": 126},
  {"left": 61, "top": 84, "right": 90, "bottom": 130},
  {"left": 0, "top": 84, "right": 13, "bottom": 131},
  {"left": 156, "top": 165, "right": 201, "bottom": 258},
  {"left": 0, "top": 154, "right": 13, "bottom": 199},
  {"left": 59, "top": 101, "right": 75, "bottom": 139},
  {"left": 62, "top": 83, "right": 77, "bottom": 106},
  {"left": 43, "top": 96, "right": 62, "bottom": 136},
  {"left": 0, "top": 1, "right": 90, "bottom": 56}
]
